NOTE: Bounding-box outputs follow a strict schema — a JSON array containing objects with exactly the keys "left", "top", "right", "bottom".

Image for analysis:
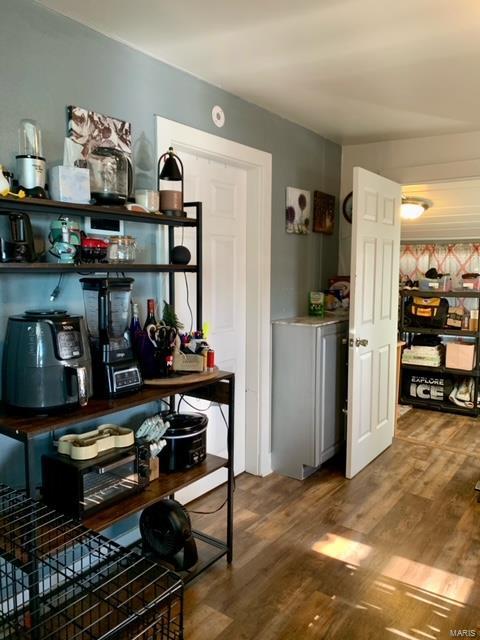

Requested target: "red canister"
[{"left": 206, "top": 349, "right": 215, "bottom": 371}]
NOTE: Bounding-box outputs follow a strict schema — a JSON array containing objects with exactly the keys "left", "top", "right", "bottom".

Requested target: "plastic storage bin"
[{"left": 419, "top": 275, "right": 451, "bottom": 291}]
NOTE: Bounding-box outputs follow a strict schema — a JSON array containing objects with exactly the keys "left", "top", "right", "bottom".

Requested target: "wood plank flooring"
[{"left": 184, "top": 410, "right": 480, "bottom": 640}]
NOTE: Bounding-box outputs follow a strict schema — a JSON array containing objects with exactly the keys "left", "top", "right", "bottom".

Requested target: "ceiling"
[
  {"left": 36, "top": 0, "right": 480, "bottom": 144},
  {"left": 402, "top": 180, "right": 480, "bottom": 242}
]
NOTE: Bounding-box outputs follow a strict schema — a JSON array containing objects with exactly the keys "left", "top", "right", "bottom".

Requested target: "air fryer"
[{"left": 140, "top": 499, "right": 198, "bottom": 571}]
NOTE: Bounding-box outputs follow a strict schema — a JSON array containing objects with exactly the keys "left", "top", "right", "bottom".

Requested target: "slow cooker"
[{"left": 160, "top": 413, "right": 208, "bottom": 472}]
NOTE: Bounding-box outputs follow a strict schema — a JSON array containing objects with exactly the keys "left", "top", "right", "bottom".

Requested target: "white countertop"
[{"left": 272, "top": 312, "right": 349, "bottom": 327}]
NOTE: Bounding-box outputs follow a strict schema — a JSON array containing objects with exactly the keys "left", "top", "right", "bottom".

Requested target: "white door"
[
  {"left": 346, "top": 167, "right": 401, "bottom": 479},
  {"left": 172, "top": 152, "right": 247, "bottom": 502}
]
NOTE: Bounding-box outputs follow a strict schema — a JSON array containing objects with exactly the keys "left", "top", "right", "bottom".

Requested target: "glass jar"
[{"left": 107, "top": 236, "right": 136, "bottom": 263}]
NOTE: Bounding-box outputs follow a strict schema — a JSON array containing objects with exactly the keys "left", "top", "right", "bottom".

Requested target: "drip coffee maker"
[{"left": 80, "top": 277, "right": 142, "bottom": 397}]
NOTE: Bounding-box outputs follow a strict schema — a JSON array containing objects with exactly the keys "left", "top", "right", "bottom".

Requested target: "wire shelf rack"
[{"left": 0, "top": 484, "right": 183, "bottom": 639}]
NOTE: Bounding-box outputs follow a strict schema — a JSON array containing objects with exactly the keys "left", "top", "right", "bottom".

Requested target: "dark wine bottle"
[
  {"left": 129, "top": 302, "right": 142, "bottom": 337},
  {"left": 144, "top": 298, "right": 157, "bottom": 330}
]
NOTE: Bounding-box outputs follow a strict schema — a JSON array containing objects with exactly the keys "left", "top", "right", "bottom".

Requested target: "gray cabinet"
[{"left": 272, "top": 317, "right": 348, "bottom": 480}]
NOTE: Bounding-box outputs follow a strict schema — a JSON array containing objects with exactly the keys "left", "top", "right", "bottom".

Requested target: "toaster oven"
[{"left": 42, "top": 443, "right": 150, "bottom": 518}]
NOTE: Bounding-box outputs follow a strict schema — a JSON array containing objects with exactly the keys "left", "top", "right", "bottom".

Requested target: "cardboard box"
[{"left": 445, "top": 342, "right": 475, "bottom": 370}]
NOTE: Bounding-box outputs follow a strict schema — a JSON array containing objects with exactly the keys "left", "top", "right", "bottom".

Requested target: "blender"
[
  {"left": 80, "top": 277, "right": 142, "bottom": 397},
  {"left": 16, "top": 119, "right": 47, "bottom": 198}
]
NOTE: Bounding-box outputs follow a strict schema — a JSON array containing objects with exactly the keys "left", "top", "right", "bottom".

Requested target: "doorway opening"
[
  {"left": 396, "top": 177, "right": 480, "bottom": 459},
  {"left": 155, "top": 117, "right": 273, "bottom": 501}
]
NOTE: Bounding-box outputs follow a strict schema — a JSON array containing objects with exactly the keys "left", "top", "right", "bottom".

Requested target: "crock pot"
[{"left": 159, "top": 413, "right": 208, "bottom": 472}]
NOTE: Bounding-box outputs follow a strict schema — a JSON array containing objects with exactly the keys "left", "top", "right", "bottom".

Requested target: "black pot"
[{"left": 159, "top": 412, "right": 207, "bottom": 472}]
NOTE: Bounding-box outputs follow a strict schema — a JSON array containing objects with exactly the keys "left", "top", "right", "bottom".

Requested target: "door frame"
[{"left": 156, "top": 116, "right": 273, "bottom": 476}]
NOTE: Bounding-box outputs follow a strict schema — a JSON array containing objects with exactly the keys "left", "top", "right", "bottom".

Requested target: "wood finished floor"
[{"left": 185, "top": 410, "right": 480, "bottom": 640}]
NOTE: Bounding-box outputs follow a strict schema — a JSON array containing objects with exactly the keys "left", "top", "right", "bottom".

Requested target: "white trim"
[{"left": 155, "top": 117, "right": 273, "bottom": 476}]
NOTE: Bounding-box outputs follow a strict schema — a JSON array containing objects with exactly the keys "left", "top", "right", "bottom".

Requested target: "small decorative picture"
[
  {"left": 67, "top": 105, "right": 132, "bottom": 159},
  {"left": 285, "top": 187, "right": 311, "bottom": 234},
  {"left": 313, "top": 190, "right": 335, "bottom": 234}
]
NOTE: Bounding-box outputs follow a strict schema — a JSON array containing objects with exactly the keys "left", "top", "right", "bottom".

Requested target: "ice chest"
[{"left": 445, "top": 342, "right": 475, "bottom": 370}]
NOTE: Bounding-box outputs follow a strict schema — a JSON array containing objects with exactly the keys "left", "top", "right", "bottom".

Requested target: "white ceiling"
[
  {"left": 36, "top": 0, "right": 480, "bottom": 144},
  {"left": 402, "top": 179, "right": 480, "bottom": 242}
]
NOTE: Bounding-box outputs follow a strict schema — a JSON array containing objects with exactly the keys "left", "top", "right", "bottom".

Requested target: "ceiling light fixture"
[{"left": 400, "top": 196, "right": 433, "bottom": 220}]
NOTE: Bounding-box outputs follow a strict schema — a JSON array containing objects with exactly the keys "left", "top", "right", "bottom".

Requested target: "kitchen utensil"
[
  {"left": 88, "top": 146, "right": 133, "bottom": 205},
  {"left": 16, "top": 119, "right": 46, "bottom": 197},
  {"left": 2, "top": 310, "right": 92, "bottom": 412},
  {"left": 80, "top": 277, "right": 142, "bottom": 397}
]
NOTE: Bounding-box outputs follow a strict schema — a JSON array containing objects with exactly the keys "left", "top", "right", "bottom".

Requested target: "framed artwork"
[
  {"left": 285, "top": 187, "right": 311, "bottom": 234},
  {"left": 313, "top": 190, "right": 335, "bottom": 234},
  {"left": 67, "top": 105, "right": 132, "bottom": 159}
]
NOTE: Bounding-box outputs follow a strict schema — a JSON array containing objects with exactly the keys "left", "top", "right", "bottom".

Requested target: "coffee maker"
[
  {"left": 0, "top": 212, "right": 37, "bottom": 262},
  {"left": 80, "top": 277, "right": 142, "bottom": 397}
]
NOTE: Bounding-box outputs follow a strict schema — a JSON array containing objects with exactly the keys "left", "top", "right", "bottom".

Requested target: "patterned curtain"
[{"left": 400, "top": 243, "right": 480, "bottom": 281}]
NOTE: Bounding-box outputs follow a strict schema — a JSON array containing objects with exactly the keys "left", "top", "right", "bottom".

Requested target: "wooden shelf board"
[
  {"left": 0, "top": 196, "right": 198, "bottom": 226},
  {"left": 0, "top": 262, "right": 197, "bottom": 274},
  {"left": 0, "top": 371, "right": 233, "bottom": 441},
  {"left": 84, "top": 454, "right": 227, "bottom": 532}
]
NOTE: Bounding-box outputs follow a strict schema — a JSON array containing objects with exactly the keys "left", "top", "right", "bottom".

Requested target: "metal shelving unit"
[
  {"left": 0, "top": 196, "right": 235, "bottom": 634},
  {"left": 399, "top": 289, "right": 480, "bottom": 417}
]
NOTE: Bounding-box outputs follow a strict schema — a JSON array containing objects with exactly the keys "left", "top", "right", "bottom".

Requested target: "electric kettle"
[
  {"left": 2, "top": 310, "right": 93, "bottom": 412},
  {"left": 87, "top": 147, "right": 133, "bottom": 205}
]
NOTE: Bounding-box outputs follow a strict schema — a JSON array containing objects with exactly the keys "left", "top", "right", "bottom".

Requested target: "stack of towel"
[{"left": 402, "top": 345, "right": 442, "bottom": 368}]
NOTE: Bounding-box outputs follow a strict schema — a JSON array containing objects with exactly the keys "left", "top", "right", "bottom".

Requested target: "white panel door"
[
  {"left": 173, "top": 152, "right": 247, "bottom": 502},
  {"left": 346, "top": 167, "right": 401, "bottom": 479}
]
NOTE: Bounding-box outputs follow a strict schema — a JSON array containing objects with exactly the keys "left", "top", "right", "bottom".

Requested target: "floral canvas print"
[
  {"left": 67, "top": 105, "right": 132, "bottom": 159},
  {"left": 286, "top": 187, "right": 311, "bottom": 234}
]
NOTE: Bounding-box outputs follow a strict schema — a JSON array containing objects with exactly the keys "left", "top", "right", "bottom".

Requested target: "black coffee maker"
[
  {"left": 80, "top": 277, "right": 142, "bottom": 397},
  {"left": 0, "top": 213, "right": 36, "bottom": 262}
]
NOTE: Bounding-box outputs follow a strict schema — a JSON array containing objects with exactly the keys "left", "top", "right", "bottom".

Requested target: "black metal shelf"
[
  {"left": 0, "top": 262, "right": 198, "bottom": 274},
  {"left": 400, "top": 289, "right": 480, "bottom": 298},
  {"left": 0, "top": 196, "right": 198, "bottom": 226},
  {"left": 400, "top": 325, "right": 477, "bottom": 337},
  {"left": 400, "top": 396, "right": 477, "bottom": 416},
  {"left": 401, "top": 363, "right": 480, "bottom": 377}
]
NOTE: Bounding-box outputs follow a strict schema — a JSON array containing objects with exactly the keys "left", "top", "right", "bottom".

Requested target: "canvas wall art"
[
  {"left": 313, "top": 190, "right": 335, "bottom": 234},
  {"left": 285, "top": 187, "right": 311, "bottom": 234},
  {"left": 67, "top": 106, "right": 132, "bottom": 159}
]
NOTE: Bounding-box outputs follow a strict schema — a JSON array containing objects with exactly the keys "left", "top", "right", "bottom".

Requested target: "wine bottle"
[
  {"left": 129, "top": 302, "right": 142, "bottom": 338},
  {"left": 144, "top": 298, "right": 157, "bottom": 330}
]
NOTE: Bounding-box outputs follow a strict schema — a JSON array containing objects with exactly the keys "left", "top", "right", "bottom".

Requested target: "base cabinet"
[{"left": 272, "top": 318, "right": 347, "bottom": 480}]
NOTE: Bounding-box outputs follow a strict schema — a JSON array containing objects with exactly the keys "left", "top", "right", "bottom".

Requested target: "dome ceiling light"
[{"left": 401, "top": 196, "right": 433, "bottom": 220}]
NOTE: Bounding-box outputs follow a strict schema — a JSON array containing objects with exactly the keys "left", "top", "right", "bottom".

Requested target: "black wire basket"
[{"left": 0, "top": 484, "right": 183, "bottom": 639}]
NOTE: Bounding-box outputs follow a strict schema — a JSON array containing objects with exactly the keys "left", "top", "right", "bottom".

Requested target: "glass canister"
[{"left": 107, "top": 236, "right": 136, "bottom": 263}]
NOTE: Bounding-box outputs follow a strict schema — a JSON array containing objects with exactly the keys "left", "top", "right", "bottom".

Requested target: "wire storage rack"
[{"left": 0, "top": 484, "right": 183, "bottom": 639}]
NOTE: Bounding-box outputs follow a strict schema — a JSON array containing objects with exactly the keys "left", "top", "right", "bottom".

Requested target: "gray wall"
[
  {"left": 0, "top": 1, "right": 341, "bottom": 504},
  {"left": 1, "top": 0, "right": 341, "bottom": 320}
]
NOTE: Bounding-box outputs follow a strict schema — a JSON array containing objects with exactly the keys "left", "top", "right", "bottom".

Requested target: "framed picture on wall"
[
  {"left": 313, "top": 190, "right": 335, "bottom": 234},
  {"left": 285, "top": 187, "right": 311, "bottom": 234}
]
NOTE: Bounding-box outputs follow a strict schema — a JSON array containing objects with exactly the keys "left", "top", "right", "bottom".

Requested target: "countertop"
[{"left": 272, "top": 312, "right": 349, "bottom": 327}]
